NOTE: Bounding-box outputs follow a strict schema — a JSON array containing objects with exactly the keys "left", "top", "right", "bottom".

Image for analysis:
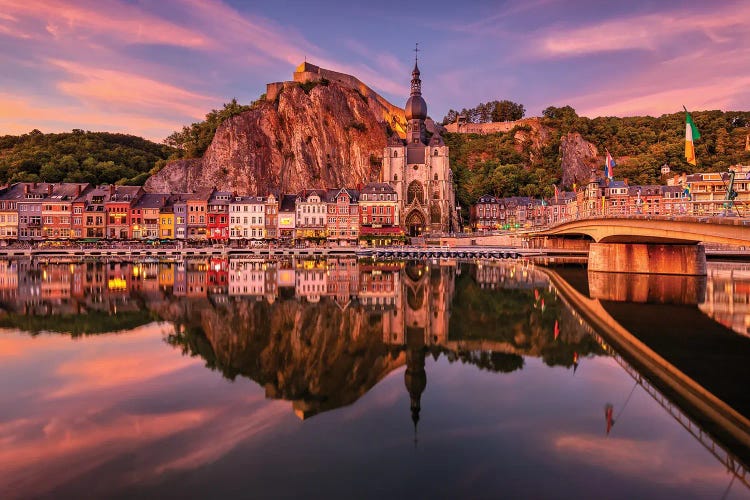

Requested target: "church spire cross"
[{"left": 414, "top": 42, "right": 419, "bottom": 63}]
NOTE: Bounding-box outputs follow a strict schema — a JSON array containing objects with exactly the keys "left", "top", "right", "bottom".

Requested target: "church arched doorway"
[{"left": 406, "top": 210, "right": 425, "bottom": 237}]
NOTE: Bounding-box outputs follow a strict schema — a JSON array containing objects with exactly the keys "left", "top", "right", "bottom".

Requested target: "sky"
[{"left": 1, "top": 0, "right": 749, "bottom": 142}]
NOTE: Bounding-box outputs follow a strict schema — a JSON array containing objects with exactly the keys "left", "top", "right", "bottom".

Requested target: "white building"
[{"left": 229, "top": 196, "right": 266, "bottom": 241}]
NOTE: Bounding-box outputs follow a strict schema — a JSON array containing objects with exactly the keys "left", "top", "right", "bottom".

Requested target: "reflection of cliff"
[
  {"left": 167, "top": 296, "right": 405, "bottom": 420},
  {"left": 1, "top": 257, "right": 608, "bottom": 419}
]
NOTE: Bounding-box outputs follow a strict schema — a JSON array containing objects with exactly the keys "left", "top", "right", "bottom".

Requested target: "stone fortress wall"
[
  {"left": 266, "top": 62, "right": 407, "bottom": 137},
  {"left": 443, "top": 118, "right": 537, "bottom": 135}
]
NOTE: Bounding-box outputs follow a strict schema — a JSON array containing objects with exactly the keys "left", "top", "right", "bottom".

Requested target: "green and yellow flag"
[{"left": 684, "top": 107, "right": 700, "bottom": 166}]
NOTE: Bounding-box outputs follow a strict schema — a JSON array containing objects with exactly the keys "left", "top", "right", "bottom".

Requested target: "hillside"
[
  {"left": 445, "top": 108, "right": 750, "bottom": 209},
  {"left": 0, "top": 130, "right": 175, "bottom": 186}
]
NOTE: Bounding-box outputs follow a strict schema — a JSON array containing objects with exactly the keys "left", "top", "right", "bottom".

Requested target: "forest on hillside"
[
  {"left": 2, "top": 104, "right": 749, "bottom": 206},
  {"left": 0, "top": 129, "right": 175, "bottom": 186},
  {"left": 446, "top": 106, "right": 750, "bottom": 209}
]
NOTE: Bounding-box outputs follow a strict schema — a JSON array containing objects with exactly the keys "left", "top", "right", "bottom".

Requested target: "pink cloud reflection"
[{"left": 0, "top": 328, "right": 290, "bottom": 498}]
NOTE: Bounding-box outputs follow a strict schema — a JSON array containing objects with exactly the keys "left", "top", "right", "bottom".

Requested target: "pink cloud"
[
  {"left": 554, "top": 433, "right": 730, "bottom": 487},
  {"left": 0, "top": 0, "right": 214, "bottom": 48},
  {"left": 50, "top": 59, "right": 217, "bottom": 119},
  {"left": 534, "top": 5, "right": 750, "bottom": 58},
  {"left": 0, "top": 92, "right": 192, "bottom": 141},
  {"left": 0, "top": 328, "right": 292, "bottom": 498}
]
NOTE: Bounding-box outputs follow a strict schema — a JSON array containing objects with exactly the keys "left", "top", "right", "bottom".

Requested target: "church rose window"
[{"left": 407, "top": 181, "right": 424, "bottom": 205}]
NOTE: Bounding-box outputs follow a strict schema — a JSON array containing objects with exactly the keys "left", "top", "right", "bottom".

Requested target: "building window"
[{"left": 407, "top": 181, "right": 424, "bottom": 205}]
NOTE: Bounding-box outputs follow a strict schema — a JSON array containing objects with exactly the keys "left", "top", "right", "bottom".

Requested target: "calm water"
[{"left": 1, "top": 257, "right": 749, "bottom": 499}]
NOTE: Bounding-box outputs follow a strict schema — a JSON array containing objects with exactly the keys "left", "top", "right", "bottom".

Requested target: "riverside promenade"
[{"left": 0, "top": 243, "right": 557, "bottom": 260}]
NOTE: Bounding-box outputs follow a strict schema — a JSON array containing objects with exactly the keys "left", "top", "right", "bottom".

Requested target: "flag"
[
  {"left": 553, "top": 184, "right": 560, "bottom": 202},
  {"left": 684, "top": 107, "right": 700, "bottom": 166},
  {"left": 605, "top": 149, "right": 616, "bottom": 179},
  {"left": 745, "top": 134, "right": 750, "bottom": 152},
  {"left": 573, "top": 183, "right": 577, "bottom": 192}
]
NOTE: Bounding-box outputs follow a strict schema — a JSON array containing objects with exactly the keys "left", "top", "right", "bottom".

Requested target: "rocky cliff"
[
  {"left": 144, "top": 64, "right": 602, "bottom": 197},
  {"left": 146, "top": 80, "right": 396, "bottom": 195},
  {"left": 559, "top": 132, "right": 599, "bottom": 187}
]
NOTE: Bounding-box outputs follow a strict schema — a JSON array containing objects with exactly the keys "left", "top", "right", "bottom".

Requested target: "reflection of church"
[
  {"left": 381, "top": 261, "right": 456, "bottom": 434},
  {"left": 382, "top": 57, "right": 457, "bottom": 236}
]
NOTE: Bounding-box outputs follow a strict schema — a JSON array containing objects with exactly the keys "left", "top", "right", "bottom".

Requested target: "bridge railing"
[{"left": 539, "top": 199, "right": 750, "bottom": 232}]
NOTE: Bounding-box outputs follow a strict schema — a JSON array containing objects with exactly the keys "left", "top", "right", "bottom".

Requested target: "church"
[{"left": 381, "top": 56, "right": 457, "bottom": 236}]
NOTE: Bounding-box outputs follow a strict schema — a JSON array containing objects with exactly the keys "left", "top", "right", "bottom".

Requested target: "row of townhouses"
[
  {"left": 0, "top": 182, "right": 404, "bottom": 245},
  {"left": 470, "top": 165, "right": 750, "bottom": 231}
]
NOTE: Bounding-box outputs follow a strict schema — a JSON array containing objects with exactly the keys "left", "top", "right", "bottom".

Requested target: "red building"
[
  {"left": 470, "top": 194, "right": 502, "bottom": 232},
  {"left": 105, "top": 185, "right": 143, "bottom": 239},
  {"left": 325, "top": 188, "right": 360, "bottom": 246},
  {"left": 359, "top": 182, "right": 403, "bottom": 245},
  {"left": 207, "top": 191, "right": 231, "bottom": 242},
  {"left": 43, "top": 183, "right": 89, "bottom": 240}
]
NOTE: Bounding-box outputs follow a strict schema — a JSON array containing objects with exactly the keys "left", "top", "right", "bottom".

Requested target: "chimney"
[
  {"left": 32, "top": 182, "right": 37, "bottom": 189},
  {"left": 47, "top": 184, "right": 53, "bottom": 195},
  {"left": 109, "top": 184, "right": 115, "bottom": 197},
  {"left": 76, "top": 185, "right": 82, "bottom": 196},
  {"left": 624, "top": 178, "right": 629, "bottom": 186},
  {"left": 24, "top": 184, "right": 29, "bottom": 194}
]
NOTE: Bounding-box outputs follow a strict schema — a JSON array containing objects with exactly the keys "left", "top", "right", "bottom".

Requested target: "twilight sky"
[{"left": 1, "top": 0, "right": 749, "bottom": 142}]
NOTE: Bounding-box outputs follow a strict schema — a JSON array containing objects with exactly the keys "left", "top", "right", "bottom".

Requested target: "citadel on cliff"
[{"left": 268, "top": 57, "right": 459, "bottom": 236}]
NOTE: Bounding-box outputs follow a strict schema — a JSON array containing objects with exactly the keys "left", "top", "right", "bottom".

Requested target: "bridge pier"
[{"left": 588, "top": 243, "right": 706, "bottom": 276}]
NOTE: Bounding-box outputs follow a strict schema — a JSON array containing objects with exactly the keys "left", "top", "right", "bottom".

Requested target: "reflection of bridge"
[
  {"left": 538, "top": 217, "right": 750, "bottom": 275},
  {"left": 543, "top": 267, "right": 750, "bottom": 486}
]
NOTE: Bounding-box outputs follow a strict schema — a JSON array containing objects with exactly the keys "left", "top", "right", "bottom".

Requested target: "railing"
[{"left": 536, "top": 199, "right": 750, "bottom": 232}]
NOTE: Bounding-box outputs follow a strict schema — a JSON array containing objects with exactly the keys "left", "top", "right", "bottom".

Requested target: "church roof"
[
  {"left": 428, "top": 133, "right": 444, "bottom": 146},
  {"left": 388, "top": 132, "right": 404, "bottom": 146}
]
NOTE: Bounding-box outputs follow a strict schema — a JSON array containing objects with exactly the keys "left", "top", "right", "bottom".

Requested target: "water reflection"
[{"left": 1, "top": 257, "right": 750, "bottom": 498}]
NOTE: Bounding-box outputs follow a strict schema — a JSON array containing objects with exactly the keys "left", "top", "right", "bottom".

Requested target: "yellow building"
[
  {"left": 0, "top": 184, "right": 24, "bottom": 241},
  {"left": 159, "top": 201, "right": 175, "bottom": 240}
]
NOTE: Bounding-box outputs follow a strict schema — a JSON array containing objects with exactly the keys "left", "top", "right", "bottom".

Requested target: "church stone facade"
[{"left": 381, "top": 61, "right": 457, "bottom": 236}]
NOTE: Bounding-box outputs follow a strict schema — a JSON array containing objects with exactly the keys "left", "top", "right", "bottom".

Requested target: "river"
[{"left": 0, "top": 257, "right": 748, "bottom": 499}]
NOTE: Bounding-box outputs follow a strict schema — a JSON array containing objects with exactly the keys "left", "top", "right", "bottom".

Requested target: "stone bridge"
[
  {"left": 538, "top": 217, "right": 750, "bottom": 275},
  {"left": 540, "top": 216, "right": 750, "bottom": 245}
]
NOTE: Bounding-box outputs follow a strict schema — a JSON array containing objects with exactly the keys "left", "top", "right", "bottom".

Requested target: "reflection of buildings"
[
  {"left": 471, "top": 261, "right": 547, "bottom": 290},
  {"left": 0, "top": 256, "right": 605, "bottom": 423},
  {"left": 700, "top": 264, "right": 750, "bottom": 337}
]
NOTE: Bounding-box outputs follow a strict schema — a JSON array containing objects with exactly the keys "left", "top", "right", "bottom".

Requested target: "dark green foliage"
[
  {"left": 0, "top": 309, "right": 155, "bottom": 336},
  {"left": 0, "top": 130, "right": 175, "bottom": 186},
  {"left": 448, "top": 263, "right": 604, "bottom": 369},
  {"left": 448, "top": 107, "right": 750, "bottom": 206},
  {"left": 442, "top": 100, "right": 526, "bottom": 125},
  {"left": 444, "top": 128, "right": 559, "bottom": 209},
  {"left": 164, "top": 98, "right": 254, "bottom": 158},
  {"left": 546, "top": 108, "right": 750, "bottom": 185}
]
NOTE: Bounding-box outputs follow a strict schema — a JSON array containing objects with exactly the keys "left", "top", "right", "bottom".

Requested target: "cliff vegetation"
[{"left": 0, "top": 129, "right": 174, "bottom": 186}]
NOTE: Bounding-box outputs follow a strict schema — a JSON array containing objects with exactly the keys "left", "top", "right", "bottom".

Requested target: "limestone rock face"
[
  {"left": 146, "top": 81, "right": 393, "bottom": 194},
  {"left": 560, "top": 132, "right": 599, "bottom": 188},
  {"left": 196, "top": 298, "right": 404, "bottom": 419}
]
